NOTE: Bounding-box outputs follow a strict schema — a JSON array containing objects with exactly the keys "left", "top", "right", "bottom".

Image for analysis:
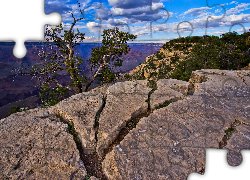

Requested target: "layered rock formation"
[
  {"left": 1, "top": 69, "right": 249, "bottom": 179},
  {"left": 128, "top": 43, "right": 195, "bottom": 80}
]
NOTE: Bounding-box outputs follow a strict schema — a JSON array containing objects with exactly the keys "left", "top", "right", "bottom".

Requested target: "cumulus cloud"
[
  {"left": 106, "top": 18, "right": 129, "bottom": 26},
  {"left": 100, "top": 0, "right": 170, "bottom": 23},
  {"left": 86, "top": 22, "right": 100, "bottom": 28},
  {"left": 84, "top": 35, "right": 99, "bottom": 42},
  {"left": 183, "top": 7, "right": 211, "bottom": 16},
  {"left": 95, "top": 6, "right": 111, "bottom": 20},
  {"left": 108, "top": 0, "right": 161, "bottom": 9},
  {"left": 110, "top": 3, "right": 164, "bottom": 16},
  {"left": 236, "top": 26, "right": 250, "bottom": 32},
  {"left": 210, "top": 30, "right": 227, "bottom": 35},
  {"left": 226, "top": 3, "right": 250, "bottom": 15},
  {"left": 45, "top": 0, "right": 72, "bottom": 14},
  {"left": 230, "top": 1, "right": 239, "bottom": 5}
]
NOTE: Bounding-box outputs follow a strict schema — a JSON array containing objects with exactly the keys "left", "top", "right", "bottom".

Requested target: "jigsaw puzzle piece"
[
  {"left": 225, "top": 123, "right": 250, "bottom": 166},
  {"left": 0, "top": 0, "right": 61, "bottom": 58},
  {"left": 188, "top": 149, "right": 250, "bottom": 180},
  {"left": 204, "top": 0, "right": 226, "bottom": 35},
  {"left": 82, "top": 0, "right": 103, "bottom": 41},
  {"left": 191, "top": 69, "right": 250, "bottom": 165},
  {"left": 177, "top": 21, "right": 194, "bottom": 38},
  {"left": 149, "top": 0, "right": 170, "bottom": 38}
]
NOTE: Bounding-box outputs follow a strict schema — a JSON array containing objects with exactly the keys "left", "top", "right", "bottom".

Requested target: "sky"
[{"left": 44, "top": 0, "right": 250, "bottom": 43}]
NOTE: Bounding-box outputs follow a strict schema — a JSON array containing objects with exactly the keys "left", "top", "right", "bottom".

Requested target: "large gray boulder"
[
  {"left": 1, "top": 69, "right": 249, "bottom": 180},
  {"left": 49, "top": 92, "right": 104, "bottom": 154},
  {"left": 0, "top": 108, "right": 87, "bottom": 179},
  {"left": 96, "top": 81, "right": 152, "bottom": 158},
  {"left": 150, "top": 79, "right": 187, "bottom": 110},
  {"left": 102, "top": 69, "right": 250, "bottom": 179}
]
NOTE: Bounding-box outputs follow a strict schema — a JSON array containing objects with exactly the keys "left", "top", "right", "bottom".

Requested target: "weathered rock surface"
[
  {"left": 96, "top": 81, "right": 152, "bottom": 158},
  {"left": 226, "top": 123, "right": 250, "bottom": 166},
  {"left": 1, "top": 69, "right": 249, "bottom": 180},
  {"left": 0, "top": 108, "right": 87, "bottom": 179},
  {"left": 49, "top": 92, "right": 103, "bottom": 154},
  {"left": 157, "top": 78, "right": 191, "bottom": 95},
  {"left": 102, "top": 69, "right": 250, "bottom": 179},
  {"left": 150, "top": 79, "right": 187, "bottom": 110}
]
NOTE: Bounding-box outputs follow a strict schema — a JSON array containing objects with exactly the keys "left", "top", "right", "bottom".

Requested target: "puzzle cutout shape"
[
  {"left": 111, "top": 69, "right": 250, "bottom": 179},
  {"left": 0, "top": 0, "right": 61, "bottom": 58},
  {"left": 189, "top": 149, "right": 250, "bottom": 179},
  {"left": 0, "top": 0, "right": 249, "bottom": 179}
]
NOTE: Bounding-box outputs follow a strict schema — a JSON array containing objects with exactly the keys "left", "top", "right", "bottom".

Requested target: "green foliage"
[
  {"left": 96, "top": 66, "right": 116, "bottom": 83},
  {"left": 16, "top": 9, "right": 137, "bottom": 107},
  {"left": 155, "top": 51, "right": 165, "bottom": 59},
  {"left": 132, "top": 31, "right": 250, "bottom": 83},
  {"left": 39, "top": 82, "right": 68, "bottom": 107},
  {"left": 155, "top": 101, "right": 171, "bottom": 110},
  {"left": 9, "top": 106, "right": 29, "bottom": 115},
  {"left": 66, "top": 120, "right": 81, "bottom": 146},
  {"left": 85, "top": 173, "right": 92, "bottom": 180},
  {"left": 225, "top": 127, "right": 234, "bottom": 134},
  {"left": 168, "top": 32, "right": 250, "bottom": 81},
  {"left": 87, "top": 27, "right": 137, "bottom": 87}
]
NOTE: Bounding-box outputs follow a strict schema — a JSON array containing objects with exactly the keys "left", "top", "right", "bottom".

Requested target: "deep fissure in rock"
[
  {"left": 219, "top": 119, "right": 242, "bottom": 149},
  {"left": 101, "top": 86, "right": 157, "bottom": 159},
  {"left": 55, "top": 82, "right": 192, "bottom": 179},
  {"left": 102, "top": 110, "right": 152, "bottom": 158},
  {"left": 79, "top": 95, "right": 108, "bottom": 180},
  {"left": 154, "top": 100, "right": 171, "bottom": 110},
  {"left": 147, "top": 86, "right": 157, "bottom": 112},
  {"left": 101, "top": 83, "right": 189, "bottom": 160},
  {"left": 94, "top": 96, "right": 107, "bottom": 142},
  {"left": 56, "top": 114, "right": 107, "bottom": 180}
]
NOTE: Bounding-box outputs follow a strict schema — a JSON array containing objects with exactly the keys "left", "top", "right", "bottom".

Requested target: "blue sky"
[{"left": 44, "top": 0, "right": 250, "bottom": 43}]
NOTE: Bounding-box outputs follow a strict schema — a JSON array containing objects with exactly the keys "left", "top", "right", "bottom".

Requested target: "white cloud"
[
  {"left": 183, "top": 7, "right": 211, "bottom": 16},
  {"left": 108, "top": 0, "right": 161, "bottom": 9},
  {"left": 236, "top": 27, "right": 250, "bottom": 32},
  {"left": 84, "top": 35, "right": 99, "bottom": 42},
  {"left": 230, "top": 1, "right": 238, "bottom": 5},
  {"left": 110, "top": 3, "right": 164, "bottom": 16},
  {"left": 86, "top": 22, "right": 100, "bottom": 28},
  {"left": 210, "top": 30, "right": 227, "bottom": 35},
  {"left": 226, "top": 3, "right": 250, "bottom": 15}
]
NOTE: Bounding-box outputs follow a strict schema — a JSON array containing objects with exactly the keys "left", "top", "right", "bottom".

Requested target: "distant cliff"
[
  {"left": 128, "top": 42, "right": 195, "bottom": 81},
  {"left": 1, "top": 69, "right": 249, "bottom": 179},
  {"left": 127, "top": 34, "right": 250, "bottom": 82}
]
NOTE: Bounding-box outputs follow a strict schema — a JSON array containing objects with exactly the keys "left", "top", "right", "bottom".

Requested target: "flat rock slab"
[
  {"left": 226, "top": 124, "right": 250, "bottom": 166},
  {"left": 103, "top": 69, "right": 250, "bottom": 180},
  {"left": 157, "top": 78, "right": 191, "bottom": 96},
  {"left": 0, "top": 108, "right": 87, "bottom": 179},
  {"left": 49, "top": 92, "right": 103, "bottom": 154},
  {"left": 151, "top": 79, "right": 185, "bottom": 110},
  {"left": 97, "top": 81, "right": 151, "bottom": 158}
]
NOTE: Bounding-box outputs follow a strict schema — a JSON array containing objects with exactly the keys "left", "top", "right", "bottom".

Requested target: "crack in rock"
[{"left": 219, "top": 119, "right": 242, "bottom": 149}]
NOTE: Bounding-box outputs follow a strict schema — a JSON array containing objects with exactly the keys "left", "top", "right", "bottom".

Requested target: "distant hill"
[{"left": 126, "top": 32, "right": 250, "bottom": 83}]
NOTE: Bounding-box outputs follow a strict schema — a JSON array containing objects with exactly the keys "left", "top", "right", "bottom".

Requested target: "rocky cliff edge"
[{"left": 0, "top": 69, "right": 250, "bottom": 179}]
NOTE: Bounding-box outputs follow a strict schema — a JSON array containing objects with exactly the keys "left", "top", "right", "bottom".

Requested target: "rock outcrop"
[
  {"left": 96, "top": 81, "right": 151, "bottom": 158},
  {"left": 128, "top": 43, "right": 195, "bottom": 80},
  {"left": 1, "top": 69, "right": 249, "bottom": 180},
  {"left": 0, "top": 108, "right": 87, "bottom": 179},
  {"left": 150, "top": 78, "right": 190, "bottom": 110},
  {"left": 103, "top": 69, "right": 250, "bottom": 179},
  {"left": 49, "top": 92, "right": 104, "bottom": 154}
]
